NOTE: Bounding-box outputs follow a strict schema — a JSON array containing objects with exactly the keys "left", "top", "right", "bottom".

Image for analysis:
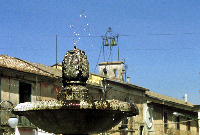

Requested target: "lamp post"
[
  {"left": 101, "top": 27, "right": 119, "bottom": 62},
  {"left": 0, "top": 100, "right": 18, "bottom": 134}
]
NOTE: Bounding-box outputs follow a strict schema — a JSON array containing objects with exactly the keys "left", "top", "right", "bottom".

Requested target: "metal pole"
[
  {"left": 103, "top": 39, "right": 105, "bottom": 62},
  {"left": 56, "top": 35, "right": 58, "bottom": 69},
  {"left": 117, "top": 36, "right": 119, "bottom": 61},
  {"left": 110, "top": 37, "right": 112, "bottom": 62},
  {"left": 163, "top": 101, "right": 165, "bottom": 135}
]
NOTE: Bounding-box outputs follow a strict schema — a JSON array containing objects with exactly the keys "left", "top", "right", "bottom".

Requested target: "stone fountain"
[{"left": 13, "top": 46, "right": 139, "bottom": 134}]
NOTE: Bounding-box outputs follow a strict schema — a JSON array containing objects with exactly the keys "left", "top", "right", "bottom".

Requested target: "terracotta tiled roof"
[
  {"left": 146, "top": 91, "right": 194, "bottom": 107},
  {"left": 106, "top": 78, "right": 149, "bottom": 91},
  {"left": 0, "top": 54, "right": 61, "bottom": 78},
  {"left": 30, "top": 62, "right": 62, "bottom": 77}
]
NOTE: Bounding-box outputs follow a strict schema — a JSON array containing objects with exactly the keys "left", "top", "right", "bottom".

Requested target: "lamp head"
[{"left": 8, "top": 114, "right": 18, "bottom": 128}]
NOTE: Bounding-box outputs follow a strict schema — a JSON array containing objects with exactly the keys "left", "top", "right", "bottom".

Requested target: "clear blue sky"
[{"left": 0, "top": 0, "right": 200, "bottom": 104}]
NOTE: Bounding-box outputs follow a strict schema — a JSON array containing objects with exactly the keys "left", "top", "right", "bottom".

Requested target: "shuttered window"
[
  {"left": 164, "top": 111, "right": 168, "bottom": 133},
  {"left": 176, "top": 116, "right": 180, "bottom": 130},
  {"left": 186, "top": 118, "right": 191, "bottom": 131}
]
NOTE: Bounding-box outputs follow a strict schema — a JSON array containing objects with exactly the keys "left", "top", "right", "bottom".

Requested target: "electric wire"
[
  {"left": 0, "top": 32, "right": 199, "bottom": 51},
  {"left": 94, "top": 45, "right": 102, "bottom": 73},
  {"left": 0, "top": 31, "right": 198, "bottom": 38}
]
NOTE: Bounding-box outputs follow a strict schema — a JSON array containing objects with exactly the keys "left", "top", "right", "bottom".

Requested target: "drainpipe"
[
  {"left": 163, "top": 101, "right": 164, "bottom": 135},
  {"left": 36, "top": 72, "right": 37, "bottom": 101},
  {"left": 36, "top": 64, "right": 38, "bottom": 101},
  {"left": 102, "top": 77, "right": 106, "bottom": 100},
  {"left": 172, "top": 113, "right": 174, "bottom": 135},
  {"left": 9, "top": 77, "right": 11, "bottom": 100}
]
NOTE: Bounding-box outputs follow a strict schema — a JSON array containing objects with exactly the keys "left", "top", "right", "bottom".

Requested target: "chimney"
[
  {"left": 185, "top": 94, "right": 187, "bottom": 103},
  {"left": 127, "top": 77, "right": 130, "bottom": 83}
]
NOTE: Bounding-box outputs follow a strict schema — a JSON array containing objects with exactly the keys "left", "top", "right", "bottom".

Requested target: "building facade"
[
  {"left": 0, "top": 54, "right": 103, "bottom": 135},
  {"left": 0, "top": 55, "right": 199, "bottom": 135},
  {"left": 0, "top": 54, "right": 63, "bottom": 134},
  {"left": 97, "top": 61, "right": 199, "bottom": 135}
]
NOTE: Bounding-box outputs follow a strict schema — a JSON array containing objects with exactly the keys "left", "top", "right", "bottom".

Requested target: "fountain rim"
[{"left": 13, "top": 99, "right": 139, "bottom": 116}]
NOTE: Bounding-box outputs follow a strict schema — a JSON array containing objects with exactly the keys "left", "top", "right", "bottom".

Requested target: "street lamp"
[
  {"left": 173, "top": 112, "right": 179, "bottom": 116},
  {"left": 8, "top": 114, "right": 18, "bottom": 128},
  {"left": 101, "top": 27, "right": 119, "bottom": 62},
  {"left": 0, "top": 100, "right": 18, "bottom": 129}
]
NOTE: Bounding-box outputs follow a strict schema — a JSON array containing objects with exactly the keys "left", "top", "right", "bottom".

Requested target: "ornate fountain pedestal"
[{"left": 13, "top": 47, "right": 139, "bottom": 134}]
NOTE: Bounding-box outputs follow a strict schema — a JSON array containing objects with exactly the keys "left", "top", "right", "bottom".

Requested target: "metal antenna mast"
[{"left": 56, "top": 35, "right": 58, "bottom": 69}]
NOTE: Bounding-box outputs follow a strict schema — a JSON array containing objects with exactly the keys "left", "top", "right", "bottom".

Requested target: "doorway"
[
  {"left": 19, "top": 82, "right": 32, "bottom": 126},
  {"left": 19, "top": 82, "right": 31, "bottom": 103}
]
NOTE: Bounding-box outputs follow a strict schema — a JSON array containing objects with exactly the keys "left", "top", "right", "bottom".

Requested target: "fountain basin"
[{"left": 13, "top": 100, "right": 139, "bottom": 134}]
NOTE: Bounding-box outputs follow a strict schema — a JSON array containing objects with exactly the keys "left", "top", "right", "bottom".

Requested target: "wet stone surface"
[
  {"left": 62, "top": 46, "right": 89, "bottom": 84},
  {"left": 14, "top": 100, "right": 139, "bottom": 115},
  {"left": 60, "top": 46, "right": 89, "bottom": 101},
  {"left": 13, "top": 46, "right": 140, "bottom": 134}
]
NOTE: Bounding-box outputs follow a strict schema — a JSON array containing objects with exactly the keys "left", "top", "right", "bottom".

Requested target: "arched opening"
[{"left": 114, "top": 69, "right": 117, "bottom": 77}]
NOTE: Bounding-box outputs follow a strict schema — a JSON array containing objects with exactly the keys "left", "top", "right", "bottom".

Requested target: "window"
[
  {"left": 19, "top": 82, "right": 31, "bottom": 103},
  {"left": 164, "top": 111, "right": 168, "bottom": 133},
  {"left": 175, "top": 116, "right": 180, "bottom": 130},
  {"left": 140, "top": 126, "right": 144, "bottom": 135},
  {"left": 103, "top": 68, "right": 107, "bottom": 76},
  {"left": 19, "top": 82, "right": 32, "bottom": 126},
  {"left": 114, "top": 69, "right": 117, "bottom": 77},
  {"left": 186, "top": 117, "right": 191, "bottom": 131}
]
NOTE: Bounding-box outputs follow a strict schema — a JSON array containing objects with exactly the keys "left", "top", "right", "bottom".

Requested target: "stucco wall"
[
  {"left": 101, "top": 80, "right": 146, "bottom": 135},
  {"left": 98, "top": 62, "right": 124, "bottom": 81},
  {"left": 151, "top": 103, "right": 199, "bottom": 135}
]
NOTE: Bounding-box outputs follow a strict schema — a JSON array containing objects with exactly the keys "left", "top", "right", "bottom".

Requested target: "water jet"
[{"left": 13, "top": 46, "right": 139, "bottom": 134}]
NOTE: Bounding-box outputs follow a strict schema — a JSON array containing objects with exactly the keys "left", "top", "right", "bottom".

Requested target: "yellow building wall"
[
  {"left": 152, "top": 104, "right": 199, "bottom": 135},
  {"left": 88, "top": 73, "right": 103, "bottom": 87},
  {"left": 52, "top": 64, "right": 62, "bottom": 71}
]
